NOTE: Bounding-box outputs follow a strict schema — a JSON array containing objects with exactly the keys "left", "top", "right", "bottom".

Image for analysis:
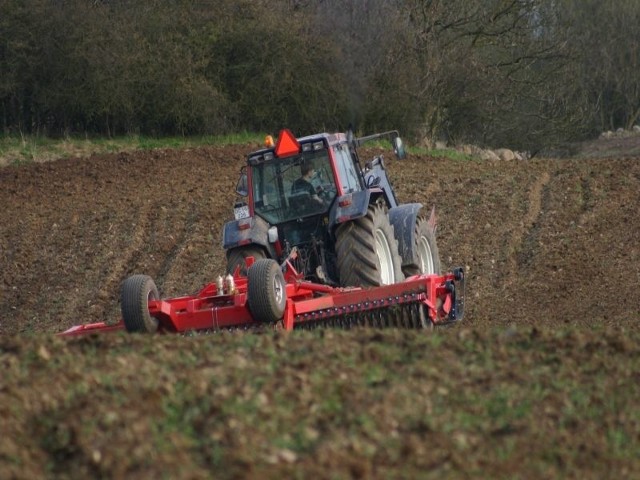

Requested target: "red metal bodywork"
[{"left": 59, "top": 262, "right": 464, "bottom": 336}]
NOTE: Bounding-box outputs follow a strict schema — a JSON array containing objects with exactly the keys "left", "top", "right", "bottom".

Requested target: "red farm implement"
[{"left": 59, "top": 256, "right": 464, "bottom": 336}]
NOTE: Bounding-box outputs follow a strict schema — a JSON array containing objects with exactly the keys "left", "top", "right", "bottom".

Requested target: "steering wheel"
[{"left": 316, "top": 183, "right": 336, "bottom": 202}]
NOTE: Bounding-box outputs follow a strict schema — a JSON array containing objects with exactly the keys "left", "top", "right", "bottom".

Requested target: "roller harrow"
[{"left": 59, "top": 256, "right": 464, "bottom": 337}]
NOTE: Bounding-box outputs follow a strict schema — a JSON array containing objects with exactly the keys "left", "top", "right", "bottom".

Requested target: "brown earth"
[
  {"left": 2, "top": 145, "right": 638, "bottom": 333},
  {"left": 1, "top": 143, "right": 639, "bottom": 478}
]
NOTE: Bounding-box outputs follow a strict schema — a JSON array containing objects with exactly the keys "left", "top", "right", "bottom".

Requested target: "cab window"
[{"left": 251, "top": 150, "right": 337, "bottom": 223}]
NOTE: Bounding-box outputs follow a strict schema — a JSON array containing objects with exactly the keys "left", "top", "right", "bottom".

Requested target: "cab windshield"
[{"left": 251, "top": 149, "right": 337, "bottom": 224}]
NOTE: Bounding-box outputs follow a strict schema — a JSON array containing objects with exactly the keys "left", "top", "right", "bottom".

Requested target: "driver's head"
[{"left": 300, "top": 163, "right": 314, "bottom": 178}]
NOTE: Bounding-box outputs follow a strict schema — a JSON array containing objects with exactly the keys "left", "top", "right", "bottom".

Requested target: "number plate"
[{"left": 234, "top": 205, "right": 250, "bottom": 220}]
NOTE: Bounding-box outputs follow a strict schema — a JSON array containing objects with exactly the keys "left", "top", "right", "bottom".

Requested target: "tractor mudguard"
[
  {"left": 329, "top": 189, "right": 372, "bottom": 227},
  {"left": 222, "top": 215, "right": 275, "bottom": 257},
  {"left": 388, "top": 203, "right": 435, "bottom": 269}
]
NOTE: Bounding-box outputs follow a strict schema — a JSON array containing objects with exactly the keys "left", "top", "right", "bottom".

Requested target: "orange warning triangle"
[{"left": 274, "top": 129, "right": 300, "bottom": 157}]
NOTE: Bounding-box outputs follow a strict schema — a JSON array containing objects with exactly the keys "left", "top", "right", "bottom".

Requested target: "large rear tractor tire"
[
  {"left": 121, "top": 274, "right": 160, "bottom": 333},
  {"left": 336, "top": 202, "right": 404, "bottom": 287},
  {"left": 403, "top": 216, "right": 441, "bottom": 277},
  {"left": 247, "top": 259, "right": 287, "bottom": 323},
  {"left": 226, "top": 246, "right": 267, "bottom": 276}
]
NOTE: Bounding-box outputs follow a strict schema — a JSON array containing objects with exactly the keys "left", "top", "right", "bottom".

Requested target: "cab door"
[{"left": 332, "top": 144, "right": 364, "bottom": 195}]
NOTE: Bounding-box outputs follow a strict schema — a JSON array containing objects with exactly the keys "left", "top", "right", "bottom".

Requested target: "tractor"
[
  {"left": 59, "top": 129, "right": 464, "bottom": 336},
  {"left": 223, "top": 128, "right": 440, "bottom": 289}
]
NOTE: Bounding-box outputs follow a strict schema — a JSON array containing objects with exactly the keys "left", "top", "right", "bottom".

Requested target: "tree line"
[{"left": 1, "top": 0, "right": 638, "bottom": 150}]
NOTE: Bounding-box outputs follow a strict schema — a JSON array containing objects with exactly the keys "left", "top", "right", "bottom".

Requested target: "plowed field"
[{"left": 1, "top": 144, "right": 639, "bottom": 478}]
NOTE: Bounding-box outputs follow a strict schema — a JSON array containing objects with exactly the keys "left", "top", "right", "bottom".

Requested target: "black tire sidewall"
[
  {"left": 121, "top": 274, "right": 159, "bottom": 333},
  {"left": 404, "top": 216, "right": 441, "bottom": 277},
  {"left": 336, "top": 202, "right": 404, "bottom": 287},
  {"left": 247, "top": 259, "right": 287, "bottom": 323},
  {"left": 226, "top": 246, "right": 267, "bottom": 276},
  {"left": 416, "top": 217, "right": 441, "bottom": 275}
]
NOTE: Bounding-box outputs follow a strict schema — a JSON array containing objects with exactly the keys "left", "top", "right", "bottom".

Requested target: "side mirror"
[
  {"left": 392, "top": 137, "right": 406, "bottom": 160},
  {"left": 236, "top": 172, "right": 248, "bottom": 197}
]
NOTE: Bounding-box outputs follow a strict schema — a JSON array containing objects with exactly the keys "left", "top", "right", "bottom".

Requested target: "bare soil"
[
  {"left": 1, "top": 143, "right": 639, "bottom": 478},
  {"left": 4, "top": 145, "right": 638, "bottom": 333}
]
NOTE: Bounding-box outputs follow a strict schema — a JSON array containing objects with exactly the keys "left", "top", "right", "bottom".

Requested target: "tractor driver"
[{"left": 291, "top": 163, "right": 324, "bottom": 205}]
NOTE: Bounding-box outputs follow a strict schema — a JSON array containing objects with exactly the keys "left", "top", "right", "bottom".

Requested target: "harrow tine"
[
  {"left": 392, "top": 307, "right": 401, "bottom": 329},
  {"left": 410, "top": 304, "right": 419, "bottom": 329},
  {"left": 373, "top": 310, "right": 381, "bottom": 328},
  {"left": 399, "top": 304, "right": 409, "bottom": 328},
  {"left": 310, "top": 299, "right": 435, "bottom": 332},
  {"left": 383, "top": 309, "right": 392, "bottom": 329},
  {"left": 380, "top": 310, "right": 388, "bottom": 328}
]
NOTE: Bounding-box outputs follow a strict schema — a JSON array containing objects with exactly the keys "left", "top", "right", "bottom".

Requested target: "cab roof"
[{"left": 247, "top": 130, "right": 348, "bottom": 162}]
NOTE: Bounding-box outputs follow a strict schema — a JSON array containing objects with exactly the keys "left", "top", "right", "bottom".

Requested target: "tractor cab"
[
  {"left": 224, "top": 128, "right": 421, "bottom": 286},
  {"left": 233, "top": 129, "right": 362, "bottom": 225},
  {"left": 249, "top": 143, "right": 338, "bottom": 224},
  {"left": 225, "top": 129, "right": 363, "bottom": 281}
]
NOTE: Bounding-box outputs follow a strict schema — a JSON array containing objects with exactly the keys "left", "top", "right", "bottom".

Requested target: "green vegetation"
[
  {"left": 1, "top": 326, "right": 638, "bottom": 478},
  {"left": 1, "top": 1, "right": 639, "bottom": 151},
  {"left": 409, "top": 147, "right": 473, "bottom": 161},
  {"left": 0, "top": 133, "right": 265, "bottom": 166},
  {"left": 0, "top": 132, "right": 473, "bottom": 167}
]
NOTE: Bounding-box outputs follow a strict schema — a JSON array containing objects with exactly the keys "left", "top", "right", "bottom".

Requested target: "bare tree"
[{"left": 557, "top": 0, "right": 640, "bottom": 131}]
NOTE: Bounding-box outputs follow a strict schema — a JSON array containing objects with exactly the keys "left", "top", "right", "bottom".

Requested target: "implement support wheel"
[
  {"left": 121, "top": 274, "right": 160, "bottom": 333},
  {"left": 247, "top": 259, "right": 287, "bottom": 323}
]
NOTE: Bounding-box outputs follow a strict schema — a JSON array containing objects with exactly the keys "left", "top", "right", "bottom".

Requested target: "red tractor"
[
  {"left": 59, "top": 129, "right": 464, "bottom": 336},
  {"left": 223, "top": 129, "right": 440, "bottom": 288}
]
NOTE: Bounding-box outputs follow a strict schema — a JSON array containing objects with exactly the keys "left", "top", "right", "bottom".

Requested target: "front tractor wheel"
[
  {"left": 403, "top": 216, "right": 441, "bottom": 277},
  {"left": 336, "top": 202, "right": 404, "bottom": 287},
  {"left": 121, "top": 275, "right": 160, "bottom": 333},
  {"left": 247, "top": 259, "right": 287, "bottom": 323}
]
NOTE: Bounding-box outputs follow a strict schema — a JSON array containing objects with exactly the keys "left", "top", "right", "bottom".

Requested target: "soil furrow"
[{"left": 1, "top": 148, "right": 640, "bottom": 333}]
